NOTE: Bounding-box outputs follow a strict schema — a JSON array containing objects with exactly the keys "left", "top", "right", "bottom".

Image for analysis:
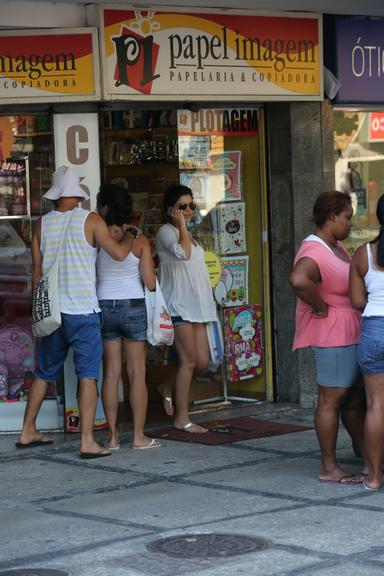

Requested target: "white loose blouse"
[{"left": 155, "top": 223, "right": 217, "bottom": 323}]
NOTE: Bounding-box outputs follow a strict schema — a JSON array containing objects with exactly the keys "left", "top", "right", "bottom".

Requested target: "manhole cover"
[
  {"left": 146, "top": 533, "right": 271, "bottom": 558},
  {"left": 0, "top": 571, "right": 68, "bottom": 576}
]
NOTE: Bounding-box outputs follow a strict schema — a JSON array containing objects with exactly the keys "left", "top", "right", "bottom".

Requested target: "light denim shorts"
[
  {"left": 358, "top": 316, "right": 384, "bottom": 375},
  {"left": 311, "top": 344, "right": 362, "bottom": 388},
  {"left": 99, "top": 299, "right": 147, "bottom": 341}
]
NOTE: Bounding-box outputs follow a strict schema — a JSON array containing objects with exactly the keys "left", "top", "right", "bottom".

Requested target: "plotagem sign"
[
  {"left": 101, "top": 8, "right": 322, "bottom": 101},
  {"left": 0, "top": 29, "right": 100, "bottom": 103}
]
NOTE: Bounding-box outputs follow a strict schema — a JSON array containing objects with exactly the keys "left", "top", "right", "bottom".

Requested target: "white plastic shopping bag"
[{"left": 145, "top": 279, "right": 174, "bottom": 346}]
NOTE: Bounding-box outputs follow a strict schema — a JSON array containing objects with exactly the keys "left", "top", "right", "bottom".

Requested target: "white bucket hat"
[{"left": 43, "top": 166, "right": 89, "bottom": 201}]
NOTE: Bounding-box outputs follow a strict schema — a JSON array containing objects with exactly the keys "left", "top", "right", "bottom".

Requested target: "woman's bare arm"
[
  {"left": 136, "top": 236, "right": 156, "bottom": 290},
  {"left": 290, "top": 256, "right": 328, "bottom": 317},
  {"left": 349, "top": 244, "right": 368, "bottom": 310}
]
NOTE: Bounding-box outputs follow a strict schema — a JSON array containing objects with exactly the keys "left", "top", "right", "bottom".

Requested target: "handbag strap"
[{"left": 46, "top": 207, "right": 79, "bottom": 271}]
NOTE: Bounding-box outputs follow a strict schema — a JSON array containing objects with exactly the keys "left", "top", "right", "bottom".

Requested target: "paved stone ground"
[{"left": 0, "top": 403, "right": 382, "bottom": 576}]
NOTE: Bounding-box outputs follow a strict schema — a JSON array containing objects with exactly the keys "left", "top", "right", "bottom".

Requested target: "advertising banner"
[
  {"left": 178, "top": 108, "right": 257, "bottom": 137},
  {"left": 333, "top": 17, "right": 384, "bottom": 104},
  {"left": 224, "top": 305, "right": 263, "bottom": 382},
  {"left": 369, "top": 113, "right": 384, "bottom": 142},
  {"left": 0, "top": 29, "right": 100, "bottom": 103},
  {"left": 101, "top": 8, "right": 322, "bottom": 100}
]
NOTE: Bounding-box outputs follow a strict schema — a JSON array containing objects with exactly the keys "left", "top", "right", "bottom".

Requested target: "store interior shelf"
[
  {"left": 15, "top": 132, "right": 53, "bottom": 137},
  {"left": 104, "top": 127, "right": 176, "bottom": 137},
  {"left": 106, "top": 162, "right": 178, "bottom": 168},
  {"left": 0, "top": 215, "right": 30, "bottom": 220}
]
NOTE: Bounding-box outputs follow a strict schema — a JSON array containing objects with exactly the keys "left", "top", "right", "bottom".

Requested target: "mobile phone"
[{"left": 167, "top": 207, "right": 175, "bottom": 217}]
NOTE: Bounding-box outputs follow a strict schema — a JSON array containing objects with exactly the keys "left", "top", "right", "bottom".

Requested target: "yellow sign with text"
[
  {"left": 204, "top": 251, "right": 222, "bottom": 288},
  {"left": 0, "top": 28, "right": 100, "bottom": 103},
  {"left": 102, "top": 8, "right": 322, "bottom": 100}
]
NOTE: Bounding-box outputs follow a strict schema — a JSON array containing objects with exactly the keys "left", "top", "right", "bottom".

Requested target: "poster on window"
[
  {"left": 214, "top": 256, "right": 248, "bottom": 307},
  {"left": 178, "top": 136, "right": 211, "bottom": 169},
  {"left": 180, "top": 171, "right": 209, "bottom": 205},
  {"left": 224, "top": 305, "right": 263, "bottom": 382},
  {"left": 210, "top": 151, "right": 242, "bottom": 201},
  {"left": 217, "top": 201, "right": 246, "bottom": 254}
]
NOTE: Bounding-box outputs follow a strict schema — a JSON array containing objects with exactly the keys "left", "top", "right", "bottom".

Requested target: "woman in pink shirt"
[{"left": 290, "top": 191, "right": 365, "bottom": 484}]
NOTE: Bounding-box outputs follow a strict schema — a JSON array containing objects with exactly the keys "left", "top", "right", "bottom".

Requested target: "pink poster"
[
  {"left": 210, "top": 151, "right": 242, "bottom": 200},
  {"left": 224, "top": 305, "right": 263, "bottom": 382}
]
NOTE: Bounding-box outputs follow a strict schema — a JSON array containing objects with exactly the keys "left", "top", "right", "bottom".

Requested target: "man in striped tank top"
[{"left": 17, "top": 167, "right": 136, "bottom": 459}]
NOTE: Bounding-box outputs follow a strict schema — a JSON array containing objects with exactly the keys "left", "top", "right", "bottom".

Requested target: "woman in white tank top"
[
  {"left": 350, "top": 194, "right": 384, "bottom": 490},
  {"left": 96, "top": 187, "right": 159, "bottom": 450}
]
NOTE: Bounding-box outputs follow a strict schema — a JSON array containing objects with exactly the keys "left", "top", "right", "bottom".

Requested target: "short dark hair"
[
  {"left": 163, "top": 184, "right": 193, "bottom": 221},
  {"left": 312, "top": 191, "right": 352, "bottom": 228},
  {"left": 97, "top": 184, "right": 131, "bottom": 212}
]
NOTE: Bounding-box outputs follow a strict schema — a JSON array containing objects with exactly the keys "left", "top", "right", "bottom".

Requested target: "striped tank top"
[{"left": 40, "top": 207, "right": 100, "bottom": 314}]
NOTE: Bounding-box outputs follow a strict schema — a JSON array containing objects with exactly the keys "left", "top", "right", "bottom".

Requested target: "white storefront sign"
[{"left": 53, "top": 113, "right": 100, "bottom": 210}]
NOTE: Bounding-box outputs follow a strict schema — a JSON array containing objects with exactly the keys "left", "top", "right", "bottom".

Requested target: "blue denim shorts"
[
  {"left": 171, "top": 315, "right": 190, "bottom": 328},
  {"left": 358, "top": 316, "right": 384, "bottom": 375},
  {"left": 35, "top": 312, "right": 102, "bottom": 382},
  {"left": 99, "top": 299, "right": 147, "bottom": 341},
  {"left": 311, "top": 344, "right": 362, "bottom": 388}
]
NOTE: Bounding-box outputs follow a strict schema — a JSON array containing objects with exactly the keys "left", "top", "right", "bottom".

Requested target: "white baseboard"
[{"left": 0, "top": 400, "right": 62, "bottom": 432}]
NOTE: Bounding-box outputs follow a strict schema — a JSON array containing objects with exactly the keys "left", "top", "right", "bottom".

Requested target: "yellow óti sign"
[
  {"left": 204, "top": 251, "right": 222, "bottom": 288},
  {"left": 102, "top": 8, "right": 322, "bottom": 100},
  {"left": 0, "top": 29, "right": 100, "bottom": 103}
]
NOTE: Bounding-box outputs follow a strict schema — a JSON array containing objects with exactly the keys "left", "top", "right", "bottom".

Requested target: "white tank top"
[
  {"left": 96, "top": 248, "right": 144, "bottom": 300},
  {"left": 363, "top": 243, "right": 384, "bottom": 317},
  {"left": 41, "top": 207, "right": 100, "bottom": 314}
]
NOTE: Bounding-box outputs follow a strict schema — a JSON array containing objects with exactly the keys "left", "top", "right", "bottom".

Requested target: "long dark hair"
[
  {"left": 312, "top": 191, "right": 352, "bottom": 228},
  {"left": 372, "top": 194, "right": 384, "bottom": 266},
  {"left": 163, "top": 184, "right": 193, "bottom": 222}
]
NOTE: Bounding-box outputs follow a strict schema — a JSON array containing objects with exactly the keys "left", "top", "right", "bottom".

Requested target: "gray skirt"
[{"left": 311, "top": 344, "right": 362, "bottom": 388}]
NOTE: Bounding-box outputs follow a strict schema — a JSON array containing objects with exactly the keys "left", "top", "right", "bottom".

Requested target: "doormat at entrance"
[{"left": 150, "top": 416, "right": 312, "bottom": 445}]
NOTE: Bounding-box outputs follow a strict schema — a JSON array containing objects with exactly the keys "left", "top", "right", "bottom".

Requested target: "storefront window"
[
  {"left": 0, "top": 115, "right": 55, "bottom": 424},
  {"left": 334, "top": 110, "right": 384, "bottom": 253},
  {"left": 101, "top": 107, "right": 267, "bottom": 406}
]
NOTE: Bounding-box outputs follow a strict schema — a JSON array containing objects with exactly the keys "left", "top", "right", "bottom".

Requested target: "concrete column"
[{"left": 267, "top": 100, "right": 335, "bottom": 407}]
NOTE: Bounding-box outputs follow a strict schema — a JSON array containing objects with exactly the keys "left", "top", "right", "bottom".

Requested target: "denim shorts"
[
  {"left": 171, "top": 315, "right": 190, "bottom": 328},
  {"left": 99, "top": 299, "right": 147, "bottom": 341},
  {"left": 311, "top": 344, "right": 362, "bottom": 388},
  {"left": 35, "top": 312, "right": 102, "bottom": 382},
  {"left": 358, "top": 316, "right": 384, "bottom": 375}
]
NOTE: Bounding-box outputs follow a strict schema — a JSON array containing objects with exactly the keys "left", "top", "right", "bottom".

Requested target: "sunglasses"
[{"left": 176, "top": 202, "right": 196, "bottom": 211}]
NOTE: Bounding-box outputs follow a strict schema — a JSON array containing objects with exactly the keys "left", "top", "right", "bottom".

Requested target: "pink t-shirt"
[{"left": 292, "top": 236, "right": 361, "bottom": 350}]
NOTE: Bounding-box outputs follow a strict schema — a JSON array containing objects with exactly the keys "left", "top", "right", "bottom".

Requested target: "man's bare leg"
[{"left": 18, "top": 377, "right": 53, "bottom": 446}]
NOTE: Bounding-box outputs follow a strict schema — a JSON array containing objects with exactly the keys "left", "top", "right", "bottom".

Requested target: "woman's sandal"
[
  {"left": 160, "top": 393, "right": 174, "bottom": 416},
  {"left": 132, "top": 438, "right": 161, "bottom": 450},
  {"left": 174, "top": 421, "right": 209, "bottom": 434}
]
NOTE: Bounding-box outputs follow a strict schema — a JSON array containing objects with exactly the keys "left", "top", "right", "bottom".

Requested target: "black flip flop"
[
  {"left": 15, "top": 440, "right": 54, "bottom": 449},
  {"left": 79, "top": 451, "right": 111, "bottom": 460}
]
